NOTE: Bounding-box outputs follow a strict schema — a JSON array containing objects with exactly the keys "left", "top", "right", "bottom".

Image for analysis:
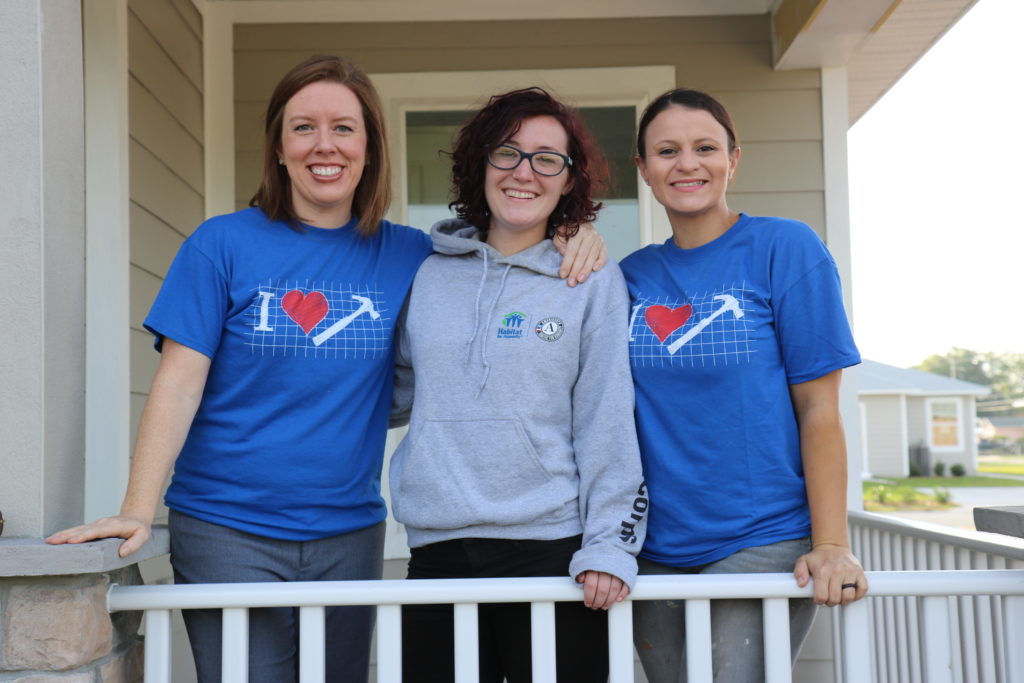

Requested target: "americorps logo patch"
[
  {"left": 535, "top": 317, "right": 564, "bottom": 342},
  {"left": 497, "top": 311, "right": 527, "bottom": 339}
]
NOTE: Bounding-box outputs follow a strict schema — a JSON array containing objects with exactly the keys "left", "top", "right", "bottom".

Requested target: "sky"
[{"left": 848, "top": 0, "right": 1024, "bottom": 368}]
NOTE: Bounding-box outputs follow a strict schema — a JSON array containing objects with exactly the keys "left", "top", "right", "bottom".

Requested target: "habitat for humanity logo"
[{"left": 497, "top": 311, "right": 527, "bottom": 339}]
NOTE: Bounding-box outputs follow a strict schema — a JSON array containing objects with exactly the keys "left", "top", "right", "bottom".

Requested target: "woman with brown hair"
[
  {"left": 390, "top": 87, "right": 645, "bottom": 682},
  {"left": 47, "top": 56, "right": 605, "bottom": 682},
  {"left": 623, "top": 88, "right": 867, "bottom": 681}
]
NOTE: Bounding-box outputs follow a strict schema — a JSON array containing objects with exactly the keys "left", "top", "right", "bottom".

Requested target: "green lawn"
[
  {"left": 862, "top": 469, "right": 1024, "bottom": 511},
  {"left": 979, "top": 463, "right": 1024, "bottom": 475},
  {"left": 866, "top": 475, "right": 1024, "bottom": 488}
]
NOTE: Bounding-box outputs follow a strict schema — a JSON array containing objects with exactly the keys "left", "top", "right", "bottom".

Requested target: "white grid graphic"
[
  {"left": 245, "top": 279, "right": 391, "bottom": 359},
  {"left": 629, "top": 284, "right": 756, "bottom": 368}
]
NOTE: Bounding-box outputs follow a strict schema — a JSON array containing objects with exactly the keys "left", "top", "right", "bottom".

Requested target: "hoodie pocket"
[{"left": 394, "top": 417, "right": 562, "bottom": 530}]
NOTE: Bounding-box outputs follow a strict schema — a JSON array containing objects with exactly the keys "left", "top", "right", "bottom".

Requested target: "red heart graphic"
[
  {"left": 645, "top": 304, "right": 692, "bottom": 343},
  {"left": 281, "top": 290, "right": 329, "bottom": 334}
]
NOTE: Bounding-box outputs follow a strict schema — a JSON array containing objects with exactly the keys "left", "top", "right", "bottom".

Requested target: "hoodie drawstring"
[
  {"left": 476, "top": 263, "right": 512, "bottom": 398},
  {"left": 465, "top": 248, "right": 490, "bottom": 364}
]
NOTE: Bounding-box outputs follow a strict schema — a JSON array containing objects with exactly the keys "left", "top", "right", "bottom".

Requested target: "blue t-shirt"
[
  {"left": 144, "top": 207, "right": 432, "bottom": 540},
  {"left": 619, "top": 214, "right": 860, "bottom": 566}
]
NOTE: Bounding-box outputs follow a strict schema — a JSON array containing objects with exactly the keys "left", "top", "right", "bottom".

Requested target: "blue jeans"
[
  {"left": 632, "top": 538, "right": 817, "bottom": 683},
  {"left": 168, "top": 510, "right": 385, "bottom": 683}
]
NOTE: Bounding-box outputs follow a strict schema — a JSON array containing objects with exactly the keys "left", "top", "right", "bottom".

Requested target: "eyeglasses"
[{"left": 487, "top": 144, "right": 573, "bottom": 177}]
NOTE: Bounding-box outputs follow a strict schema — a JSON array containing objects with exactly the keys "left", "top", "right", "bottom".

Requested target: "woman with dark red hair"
[{"left": 389, "top": 88, "right": 646, "bottom": 682}]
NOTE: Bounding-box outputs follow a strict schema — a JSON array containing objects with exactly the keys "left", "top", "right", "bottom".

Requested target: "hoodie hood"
[{"left": 430, "top": 218, "right": 563, "bottom": 278}]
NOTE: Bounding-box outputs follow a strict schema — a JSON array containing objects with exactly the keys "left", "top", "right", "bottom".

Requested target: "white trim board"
[
  {"left": 84, "top": 0, "right": 131, "bottom": 519},
  {"left": 214, "top": 0, "right": 774, "bottom": 23}
]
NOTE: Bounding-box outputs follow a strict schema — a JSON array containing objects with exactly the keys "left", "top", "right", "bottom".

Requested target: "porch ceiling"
[{"left": 212, "top": 0, "right": 979, "bottom": 125}]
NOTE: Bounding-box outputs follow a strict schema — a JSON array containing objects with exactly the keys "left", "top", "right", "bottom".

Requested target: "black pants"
[{"left": 402, "top": 535, "right": 609, "bottom": 683}]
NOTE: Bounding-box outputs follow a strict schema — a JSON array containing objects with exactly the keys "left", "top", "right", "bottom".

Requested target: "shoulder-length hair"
[
  {"left": 249, "top": 54, "right": 391, "bottom": 235},
  {"left": 449, "top": 87, "right": 607, "bottom": 241}
]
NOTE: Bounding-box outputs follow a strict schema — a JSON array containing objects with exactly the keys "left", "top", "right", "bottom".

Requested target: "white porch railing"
[
  {"left": 848, "top": 510, "right": 1024, "bottom": 683},
  {"left": 108, "top": 569, "right": 1024, "bottom": 683}
]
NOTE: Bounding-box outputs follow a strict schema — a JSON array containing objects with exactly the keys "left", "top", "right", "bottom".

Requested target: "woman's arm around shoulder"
[
  {"left": 553, "top": 222, "right": 608, "bottom": 287},
  {"left": 46, "top": 340, "right": 211, "bottom": 557},
  {"left": 790, "top": 369, "right": 868, "bottom": 606}
]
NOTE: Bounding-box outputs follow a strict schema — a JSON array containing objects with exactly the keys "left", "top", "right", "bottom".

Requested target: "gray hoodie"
[{"left": 390, "top": 219, "right": 647, "bottom": 588}]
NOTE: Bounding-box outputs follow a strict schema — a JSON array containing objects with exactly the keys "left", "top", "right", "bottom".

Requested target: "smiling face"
[
  {"left": 278, "top": 81, "right": 367, "bottom": 228},
  {"left": 636, "top": 104, "right": 740, "bottom": 224},
  {"left": 484, "top": 115, "right": 572, "bottom": 252}
]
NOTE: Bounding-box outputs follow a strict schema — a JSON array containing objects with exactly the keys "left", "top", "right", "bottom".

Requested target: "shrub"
[
  {"left": 950, "top": 464, "right": 966, "bottom": 477},
  {"left": 896, "top": 486, "right": 922, "bottom": 504},
  {"left": 866, "top": 485, "right": 889, "bottom": 505},
  {"left": 933, "top": 461, "right": 946, "bottom": 477},
  {"left": 933, "top": 487, "right": 952, "bottom": 505},
  {"left": 909, "top": 462, "right": 923, "bottom": 477}
]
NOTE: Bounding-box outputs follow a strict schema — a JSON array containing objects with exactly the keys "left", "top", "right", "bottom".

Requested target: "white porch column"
[
  {"left": 0, "top": 0, "right": 87, "bottom": 536},
  {"left": 821, "top": 65, "right": 865, "bottom": 511}
]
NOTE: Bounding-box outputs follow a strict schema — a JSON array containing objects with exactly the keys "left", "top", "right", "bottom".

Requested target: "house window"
[{"left": 927, "top": 398, "right": 962, "bottom": 450}]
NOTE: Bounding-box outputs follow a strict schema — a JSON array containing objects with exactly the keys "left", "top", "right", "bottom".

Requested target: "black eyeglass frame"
[{"left": 486, "top": 144, "right": 573, "bottom": 177}]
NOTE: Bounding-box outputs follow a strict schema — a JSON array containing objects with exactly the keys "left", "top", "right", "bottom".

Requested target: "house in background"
[
  {"left": 858, "top": 359, "right": 990, "bottom": 478},
  {"left": 978, "top": 415, "right": 1024, "bottom": 452},
  {"left": 2, "top": 1, "right": 997, "bottom": 681}
]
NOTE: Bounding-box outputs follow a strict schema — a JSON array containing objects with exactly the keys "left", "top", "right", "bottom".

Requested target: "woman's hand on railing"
[
  {"left": 45, "top": 514, "right": 153, "bottom": 558},
  {"left": 576, "top": 570, "right": 629, "bottom": 610},
  {"left": 793, "top": 543, "right": 868, "bottom": 607}
]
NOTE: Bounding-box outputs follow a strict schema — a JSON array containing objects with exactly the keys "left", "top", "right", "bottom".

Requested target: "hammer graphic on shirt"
[
  {"left": 312, "top": 295, "right": 380, "bottom": 346},
  {"left": 666, "top": 294, "right": 743, "bottom": 354}
]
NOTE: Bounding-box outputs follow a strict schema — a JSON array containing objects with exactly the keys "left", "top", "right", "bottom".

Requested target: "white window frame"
[{"left": 926, "top": 397, "right": 963, "bottom": 452}]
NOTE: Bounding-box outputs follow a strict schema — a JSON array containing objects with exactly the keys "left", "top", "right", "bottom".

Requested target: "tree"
[
  {"left": 916, "top": 348, "right": 1024, "bottom": 416},
  {"left": 915, "top": 347, "right": 991, "bottom": 386}
]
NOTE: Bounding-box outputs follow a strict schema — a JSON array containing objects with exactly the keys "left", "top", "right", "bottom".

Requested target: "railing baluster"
[
  {"left": 842, "top": 600, "right": 872, "bottom": 682},
  {"left": 607, "top": 602, "right": 634, "bottom": 683},
  {"left": 685, "top": 599, "right": 713, "bottom": 682},
  {"left": 530, "top": 601, "right": 556, "bottom": 681},
  {"left": 990, "top": 556, "right": 1008, "bottom": 683},
  {"left": 922, "top": 596, "right": 954, "bottom": 683},
  {"left": 762, "top": 598, "right": 791, "bottom": 683},
  {"left": 913, "top": 540, "right": 929, "bottom": 683},
  {"left": 870, "top": 529, "right": 886, "bottom": 683},
  {"left": 453, "top": 603, "right": 479, "bottom": 683},
  {"left": 1005, "top": 595, "right": 1024, "bottom": 682},
  {"left": 222, "top": 607, "right": 249, "bottom": 683},
  {"left": 376, "top": 605, "right": 402, "bottom": 683},
  {"left": 299, "top": 606, "right": 325, "bottom": 683},
  {"left": 893, "top": 533, "right": 910, "bottom": 683},
  {"left": 957, "top": 549, "right": 975, "bottom": 683},
  {"left": 143, "top": 609, "right": 172, "bottom": 683},
  {"left": 882, "top": 532, "right": 897, "bottom": 683},
  {"left": 831, "top": 608, "right": 844, "bottom": 683}
]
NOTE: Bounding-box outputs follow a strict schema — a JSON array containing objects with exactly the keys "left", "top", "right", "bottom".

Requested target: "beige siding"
[
  {"left": 907, "top": 397, "right": 927, "bottom": 447},
  {"left": 128, "top": 0, "right": 203, "bottom": 523},
  {"left": 864, "top": 395, "right": 907, "bottom": 477},
  {"left": 232, "top": 16, "right": 827, "bottom": 234}
]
